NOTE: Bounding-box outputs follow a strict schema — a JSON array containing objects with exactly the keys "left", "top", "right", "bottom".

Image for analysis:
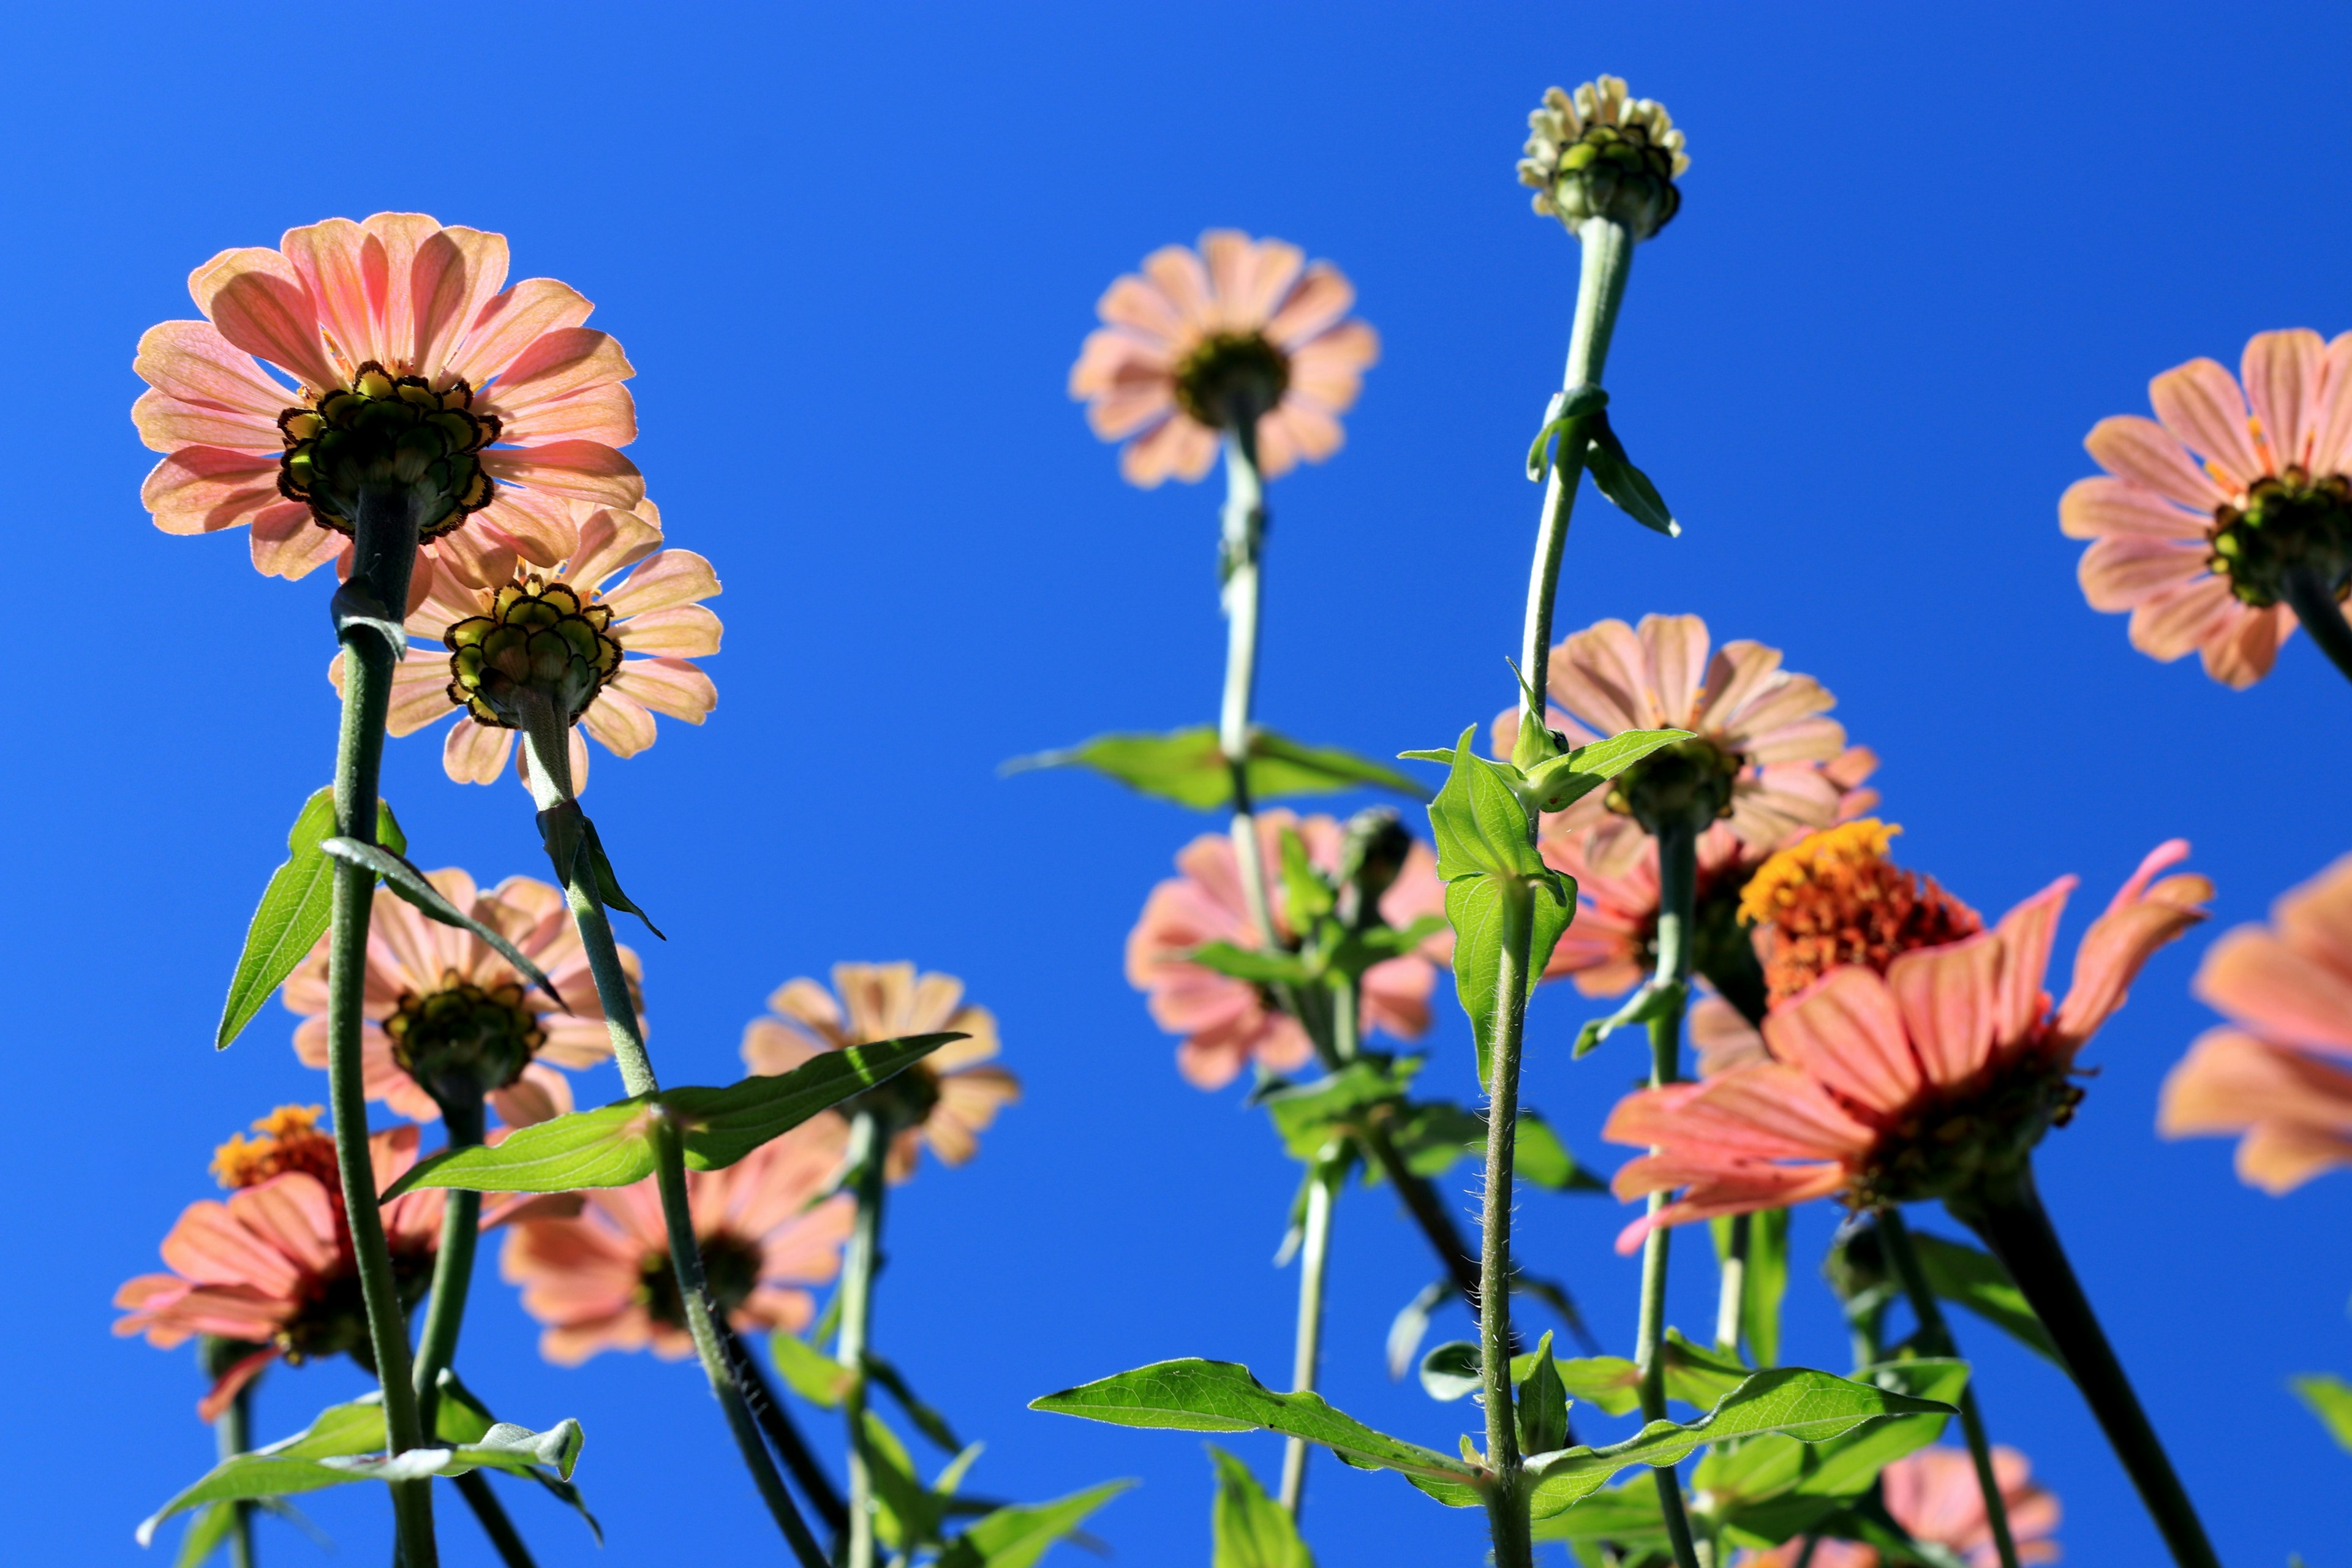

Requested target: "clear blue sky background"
[{"left": 7, "top": 2, "right": 2349, "bottom": 1562}]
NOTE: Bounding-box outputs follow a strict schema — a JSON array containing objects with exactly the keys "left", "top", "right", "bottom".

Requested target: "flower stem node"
[
  {"left": 1608, "top": 737, "right": 1740, "bottom": 836},
  {"left": 384, "top": 974, "right": 547, "bottom": 1110},
  {"left": 445, "top": 575, "right": 622, "bottom": 729},
  {"left": 1518, "top": 77, "right": 1689, "bottom": 239},
  {"left": 2208, "top": 467, "right": 2352, "bottom": 608},
  {"left": 277, "top": 360, "right": 499, "bottom": 542}
]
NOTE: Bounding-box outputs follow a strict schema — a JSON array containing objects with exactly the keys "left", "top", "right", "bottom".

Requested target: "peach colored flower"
[
  {"left": 500, "top": 1126, "right": 851, "bottom": 1364},
  {"left": 1496, "top": 615, "right": 1848, "bottom": 880},
  {"left": 115, "top": 1110, "right": 445, "bottom": 1419},
  {"left": 1069, "top": 230, "right": 1379, "bottom": 487},
  {"left": 743, "top": 962, "right": 1017, "bottom": 1181},
  {"left": 135, "top": 212, "right": 640, "bottom": 586},
  {"left": 1738, "top": 820, "right": 1983, "bottom": 1009},
  {"left": 1740, "top": 1444, "right": 2059, "bottom": 1567},
  {"left": 1605, "top": 843, "right": 2210, "bottom": 1252},
  {"left": 2055, "top": 329, "right": 2352, "bottom": 687},
  {"left": 2161, "top": 851, "right": 2352, "bottom": 1191},
  {"left": 285, "top": 870, "right": 638, "bottom": 1123},
  {"left": 342, "top": 501, "right": 718, "bottom": 791},
  {"left": 1126, "top": 810, "right": 1448, "bottom": 1090}
]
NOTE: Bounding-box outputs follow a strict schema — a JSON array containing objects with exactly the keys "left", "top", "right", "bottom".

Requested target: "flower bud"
[
  {"left": 276, "top": 361, "right": 499, "bottom": 541},
  {"left": 1517, "top": 76, "right": 1688, "bottom": 239}
]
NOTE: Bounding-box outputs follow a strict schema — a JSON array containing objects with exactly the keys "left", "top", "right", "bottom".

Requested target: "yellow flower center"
[
  {"left": 445, "top": 574, "right": 622, "bottom": 729},
  {"left": 1173, "top": 331, "right": 1291, "bottom": 429},
  {"left": 385, "top": 973, "right": 546, "bottom": 1101},
  {"left": 276, "top": 360, "right": 499, "bottom": 541},
  {"left": 212, "top": 1105, "right": 341, "bottom": 1192},
  {"left": 1738, "top": 820, "right": 1982, "bottom": 1007},
  {"left": 2207, "top": 463, "right": 2352, "bottom": 608}
]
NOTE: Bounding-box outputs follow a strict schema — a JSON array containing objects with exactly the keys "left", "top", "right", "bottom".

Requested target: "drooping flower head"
[
  {"left": 1739, "top": 1444, "right": 2059, "bottom": 1567},
  {"left": 1499, "top": 614, "right": 1848, "bottom": 880},
  {"left": 135, "top": 213, "right": 641, "bottom": 587},
  {"left": 2060, "top": 329, "right": 2352, "bottom": 687},
  {"left": 350, "top": 502, "right": 718, "bottom": 790},
  {"left": 115, "top": 1110, "right": 445, "bottom": 1418},
  {"left": 1605, "top": 843, "right": 2209, "bottom": 1251},
  {"left": 1738, "top": 820, "right": 1983, "bottom": 1009},
  {"left": 1126, "top": 810, "right": 1450, "bottom": 1090},
  {"left": 1518, "top": 75, "right": 1689, "bottom": 239},
  {"left": 2162, "top": 851, "right": 2352, "bottom": 1191},
  {"left": 1069, "top": 231, "right": 1379, "bottom": 488},
  {"left": 743, "top": 963, "right": 1017, "bottom": 1180},
  {"left": 285, "top": 870, "right": 638, "bottom": 1123},
  {"left": 500, "top": 1126, "right": 850, "bottom": 1364}
]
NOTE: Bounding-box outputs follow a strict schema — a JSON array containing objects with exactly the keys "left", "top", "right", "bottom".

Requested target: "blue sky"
[{"left": 8, "top": 2, "right": 2351, "bottom": 1562}]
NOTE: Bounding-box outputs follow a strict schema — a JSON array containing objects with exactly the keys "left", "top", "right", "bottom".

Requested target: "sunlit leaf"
[
  {"left": 1583, "top": 413, "right": 1679, "bottom": 537},
  {"left": 2293, "top": 1373, "right": 2352, "bottom": 1453},
  {"left": 1518, "top": 1332, "right": 1569, "bottom": 1456},
  {"left": 1004, "top": 725, "right": 1428, "bottom": 810},
  {"left": 666, "top": 1035, "right": 960, "bottom": 1169},
  {"left": 1208, "top": 1446, "right": 1313, "bottom": 1568},
  {"left": 217, "top": 791, "right": 402, "bottom": 1050},
  {"left": 1519, "top": 727, "right": 1692, "bottom": 813},
  {"left": 770, "top": 1330, "right": 855, "bottom": 1408},
  {"left": 866, "top": 1352, "right": 964, "bottom": 1453},
  {"left": 938, "top": 1480, "right": 1133, "bottom": 1568},
  {"left": 1908, "top": 1230, "right": 2060, "bottom": 1367},
  {"left": 1184, "top": 941, "right": 1319, "bottom": 987}
]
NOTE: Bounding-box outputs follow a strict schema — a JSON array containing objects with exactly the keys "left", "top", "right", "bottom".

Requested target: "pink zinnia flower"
[
  {"left": 1740, "top": 1444, "right": 2059, "bottom": 1567},
  {"left": 499, "top": 1126, "right": 851, "bottom": 1364},
  {"left": 341, "top": 501, "right": 718, "bottom": 791},
  {"left": 742, "top": 962, "right": 1017, "bottom": 1180},
  {"left": 2161, "top": 851, "right": 2352, "bottom": 1191},
  {"left": 1126, "top": 810, "right": 1448, "bottom": 1090},
  {"left": 1604, "top": 843, "right": 2210, "bottom": 1252},
  {"left": 135, "top": 212, "right": 640, "bottom": 587},
  {"left": 1495, "top": 615, "right": 1849, "bottom": 880},
  {"left": 284, "top": 869, "right": 638, "bottom": 1124},
  {"left": 1069, "top": 230, "right": 1379, "bottom": 487},
  {"left": 2059, "top": 328, "right": 2352, "bottom": 687}
]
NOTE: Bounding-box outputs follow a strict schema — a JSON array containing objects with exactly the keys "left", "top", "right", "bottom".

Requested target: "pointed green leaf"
[
  {"left": 1444, "top": 870, "right": 1574, "bottom": 1082},
  {"left": 1418, "top": 1342, "right": 1482, "bottom": 1402},
  {"left": 1185, "top": 941, "right": 1319, "bottom": 987},
  {"left": 1692, "top": 1359, "right": 1967, "bottom": 1511},
  {"left": 1261, "top": 1060, "right": 1411, "bottom": 1161},
  {"left": 1907, "top": 1231, "right": 2060, "bottom": 1367},
  {"left": 217, "top": 790, "right": 401, "bottom": 1049},
  {"left": 1528, "top": 1478, "right": 1667, "bottom": 1543},
  {"left": 578, "top": 814, "right": 663, "bottom": 938},
  {"left": 866, "top": 1352, "right": 964, "bottom": 1453},
  {"left": 1513, "top": 1112, "right": 1608, "bottom": 1193},
  {"left": 863, "top": 1410, "right": 939, "bottom": 1551},
  {"left": 1424, "top": 727, "right": 1539, "bottom": 880},
  {"left": 939, "top": 1480, "right": 1133, "bottom": 1568},
  {"left": 1209, "top": 1446, "right": 1314, "bottom": 1568},
  {"left": 172, "top": 1502, "right": 237, "bottom": 1568},
  {"left": 770, "top": 1330, "right": 856, "bottom": 1408},
  {"left": 666, "top": 1034, "right": 960, "bottom": 1169},
  {"left": 317, "top": 839, "right": 562, "bottom": 1007},
  {"left": 1584, "top": 415, "right": 1679, "bottom": 537},
  {"left": 432, "top": 1373, "right": 603, "bottom": 1544},
  {"left": 1518, "top": 1332, "right": 1569, "bottom": 1456},
  {"left": 1520, "top": 728, "right": 1693, "bottom": 813},
  {"left": 1030, "top": 1359, "right": 1481, "bottom": 1507},
  {"left": 384, "top": 1096, "right": 658, "bottom": 1197},
  {"left": 2293, "top": 1373, "right": 2352, "bottom": 1453},
  {"left": 1005, "top": 725, "right": 1427, "bottom": 810}
]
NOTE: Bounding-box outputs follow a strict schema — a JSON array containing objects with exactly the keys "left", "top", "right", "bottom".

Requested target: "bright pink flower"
[
  {"left": 499, "top": 1127, "right": 851, "bottom": 1364},
  {"left": 135, "top": 212, "right": 639, "bottom": 587},
  {"left": 284, "top": 869, "right": 639, "bottom": 1125},
  {"left": 1604, "top": 843, "right": 2210, "bottom": 1252},
  {"left": 1741, "top": 1444, "right": 2059, "bottom": 1567},
  {"left": 2056, "top": 329, "right": 2352, "bottom": 687},
  {"left": 1070, "top": 231, "right": 1379, "bottom": 487},
  {"left": 1126, "top": 810, "right": 1447, "bottom": 1090},
  {"left": 742, "top": 962, "right": 1017, "bottom": 1181},
  {"left": 2162, "top": 851, "right": 2352, "bottom": 1191}
]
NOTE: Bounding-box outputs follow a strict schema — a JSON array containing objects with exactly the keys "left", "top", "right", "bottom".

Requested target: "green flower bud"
[{"left": 1517, "top": 75, "right": 1689, "bottom": 240}]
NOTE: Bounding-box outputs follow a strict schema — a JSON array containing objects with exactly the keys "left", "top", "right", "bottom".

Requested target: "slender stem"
[
  {"left": 837, "top": 1110, "right": 890, "bottom": 1568},
  {"left": 1476, "top": 879, "right": 1534, "bottom": 1568},
  {"left": 1878, "top": 1207, "right": 2021, "bottom": 1568},
  {"left": 719, "top": 1317, "right": 850, "bottom": 1537},
  {"left": 1521, "top": 216, "right": 1634, "bottom": 696},
  {"left": 411, "top": 1095, "right": 486, "bottom": 1433},
  {"left": 1280, "top": 1164, "right": 1339, "bottom": 1518},
  {"left": 1953, "top": 1163, "right": 2218, "bottom": 1568},
  {"left": 1637, "top": 819, "right": 1702, "bottom": 1568},
  {"left": 2281, "top": 567, "right": 2352, "bottom": 689},
  {"left": 453, "top": 1474, "right": 535, "bottom": 1568},
  {"left": 1217, "top": 411, "right": 1280, "bottom": 963},
  {"left": 328, "top": 489, "right": 434, "bottom": 1566},
  {"left": 1714, "top": 1213, "right": 1750, "bottom": 1356},
  {"left": 517, "top": 701, "right": 823, "bottom": 1568},
  {"left": 214, "top": 1373, "right": 256, "bottom": 1568}
]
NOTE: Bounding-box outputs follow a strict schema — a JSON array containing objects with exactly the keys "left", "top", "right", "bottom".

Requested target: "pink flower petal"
[
  {"left": 449, "top": 278, "right": 595, "bottom": 386},
  {"left": 2084, "top": 415, "right": 2228, "bottom": 511},
  {"left": 1762, "top": 966, "right": 1922, "bottom": 1116},
  {"left": 189, "top": 247, "right": 338, "bottom": 389},
  {"left": 2241, "top": 328, "right": 2326, "bottom": 470},
  {"left": 2149, "top": 357, "right": 2263, "bottom": 490},
  {"left": 2059, "top": 475, "right": 2209, "bottom": 542},
  {"left": 2078, "top": 535, "right": 2210, "bottom": 610}
]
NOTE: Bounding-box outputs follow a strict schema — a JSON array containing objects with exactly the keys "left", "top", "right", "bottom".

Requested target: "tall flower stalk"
[{"left": 836, "top": 1109, "right": 889, "bottom": 1568}]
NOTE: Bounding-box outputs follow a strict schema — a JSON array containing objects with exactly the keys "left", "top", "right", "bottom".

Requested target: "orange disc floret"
[
  {"left": 1738, "top": 820, "right": 1982, "bottom": 1006},
  {"left": 210, "top": 1105, "right": 341, "bottom": 1193}
]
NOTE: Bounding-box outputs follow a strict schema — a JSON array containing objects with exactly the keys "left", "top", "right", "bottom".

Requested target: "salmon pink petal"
[
  {"left": 443, "top": 719, "right": 513, "bottom": 785},
  {"left": 2149, "top": 358, "right": 2264, "bottom": 488},
  {"left": 1691, "top": 997, "right": 1770, "bottom": 1076},
  {"left": 483, "top": 329, "right": 635, "bottom": 421},
  {"left": 615, "top": 604, "right": 721, "bottom": 657},
  {"left": 141, "top": 447, "right": 279, "bottom": 534},
  {"left": 1285, "top": 323, "right": 1378, "bottom": 409},
  {"left": 2127, "top": 576, "right": 2234, "bottom": 662},
  {"left": 601, "top": 549, "right": 720, "bottom": 617},
  {"left": 2199, "top": 601, "right": 2292, "bottom": 688},
  {"left": 1641, "top": 613, "right": 1711, "bottom": 728},
  {"left": 2059, "top": 475, "right": 2209, "bottom": 542},
  {"left": 608, "top": 657, "right": 715, "bottom": 723},
  {"left": 1986, "top": 878, "right": 2075, "bottom": 1042},
  {"left": 491, "top": 1063, "right": 576, "bottom": 1129},
  {"left": 197, "top": 1348, "right": 281, "bottom": 1423},
  {"left": 1611, "top": 1162, "right": 1849, "bottom": 1254},
  {"left": 1763, "top": 966, "right": 1923, "bottom": 1115},
  {"left": 2236, "top": 1121, "right": 2352, "bottom": 1194},
  {"left": 250, "top": 504, "right": 341, "bottom": 579},
  {"left": 1264, "top": 264, "right": 1359, "bottom": 349},
  {"left": 2084, "top": 415, "right": 2228, "bottom": 511},
  {"left": 477, "top": 488, "right": 578, "bottom": 568},
  {"left": 2242, "top": 329, "right": 2327, "bottom": 469},
  {"left": 1549, "top": 618, "right": 1651, "bottom": 733},
  {"left": 1741, "top": 715, "right": 1847, "bottom": 767},
  {"left": 1719, "top": 672, "right": 1838, "bottom": 746},
  {"left": 581, "top": 688, "right": 660, "bottom": 757},
  {"left": 480, "top": 442, "right": 644, "bottom": 508},
  {"left": 2271, "top": 851, "right": 2352, "bottom": 972},
  {"left": 1142, "top": 244, "right": 1215, "bottom": 329},
  {"left": 282, "top": 218, "right": 386, "bottom": 369},
  {"left": 132, "top": 389, "right": 279, "bottom": 451},
  {"left": 2078, "top": 535, "right": 2209, "bottom": 609},
  {"left": 2160, "top": 1027, "right": 2352, "bottom": 1134},
  {"left": 407, "top": 225, "right": 511, "bottom": 377},
  {"left": 2313, "top": 332, "right": 2352, "bottom": 476},
  {"left": 1120, "top": 413, "right": 1218, "bottom": 488},
  {"left": 571, "top": 504, "right": 663, "bottom": 586},
  {"left": 1887, "top": 933, "right": 2003, "bottom": 1086},
  {"left": 449, "top": 278, "right": 596, "bottom": 385},
  {"left": 1095, "top": 277, "right": 1186, "bottom": 347},
  {"left": 1694, "top": 639, "right": 1785, "bottom": 733},
  {"left": 2195, "top": 926, "right": 2352, "bottom": 1055},
  {"left": 495, "top": 382, "right": 635, "bottom": 446},
  {"left": 190, "top": 247, "right": 337, "bottom": 388},
  {"left": 135, "top": 320, "right": 298, "bottom": 421}
]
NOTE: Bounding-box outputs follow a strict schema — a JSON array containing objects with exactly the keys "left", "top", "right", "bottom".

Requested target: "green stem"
[
  {"left": 516, "top": 699, "right": 824, "bottom": 1568},
  {"left": 837, "top": 1110, "right": 890, "bottom": 1568},
  {"left": 720, "top": 1316, "right": 850, "bottom": 1538},
  {"left": 1878, "top": 1207, "right": 2021, "bottom": 1568},
  {"left": 1637, "top": 818, "right": 1702, "bottom": 1568},
  {"left": 453, "top": 1473, "right": 535, "bottom": 1568},
  {"left": 1714, "top": 1213, "right": 1750, "bottom": 1357},
  {"left": 214, "top": 1368, "right": 256, "bottom": 1568},
  {"left": 1280, "top": 1162, "right": 1339, "bottom": 1519},
  {"left": 1520, "top": 216, "right": 1634, "bottom": 696},
  {"left": 2281, "top": 567, "right": 2352, "bottom": 690},
  {"left": 328, "top": 489, "right": 434, "bottom": 1567},
  {"left": 1477, "top": 879, "right": 1534, "bottom": 1568},
  {"left": 1217, "top": 408, "right": 1279, "bottom": 959},
  {"left": 410, "top": 1095, "right": 485, "bottom": 1433},
  {"left": 1952, "top": 1163, "right": 2218, "bottom": 1568}
]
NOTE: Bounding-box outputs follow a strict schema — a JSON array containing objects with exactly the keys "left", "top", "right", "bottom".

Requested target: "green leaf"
[
  {"left": 865, "top": 1352, "right": 964, "bottom": 1453},
  {"left": 1209, "top": 1446, "right": 1314, "bottom": 1568},
  {"left": 1423, "top": 727, "right": 1542, "bottom": 881},
  {"left": 433, "top": 1372, "right": 602, "bottom": 1544},
  {"left": 1520, "top": 1366, "right": 1954, "bottom": 1520},
  {"left": 939, "top": 1480, "right": 1133, "bottom": 1568},
  {"left": 1445, "top": 871, "right": 1575, "bottom": 1082},
  {"left": 1003, "top": 725, "right": 1428, "bottom": 810},
  {"left": 1691, "top": 1359, "right": 1966, "bottom": 1516},
  {"left": 770, "top": 1330, "right": 855, "bottom": 1408},
  {"left": 2293, "top": 1373, "right": 2352, "bottom": 1453},
  {"left": 862, "top": 1410, "right": 940, "bottom": 1551},
  {"left": 1276, "top": 828, "right": 1335, "bottom": 925},
  {"left": 1515, "top": 1112, "right": 1608, "bottom": 1193},
  {"left": 1185, "top": 941, "right": 1319, "bottom": 987},
  {"left": 1418, "top": 1342, "right": 1482, "bottom": 1402},
  {"left": 577, "top": 812, "right": 663, "bottom": 939},
  {"left": 1261, "top": 1060, "right": 1413, "bottom": 1163},
  {"left": 1583, "top": 413, "right": 1679, "bottom": 537},
  {"left": 217, "top": 789, "right": 398, "bottom": 1050},
  {"left": 1518, "top": 1332, "right": 1569, "bottom": 1456},
  {"left": 172, "top": 1502, "right": 237, "bottom": 1568},
  {"left": 1520, "top": 728, "right": 1693, "bottom": 814},
  {"left": 387, "top": 1035, "right": 956, "bottom": 1196},
  {"left": 1030, "top": 1359, "right": 1481, "bottom": 1507},
  {"left": 1907, "top": 1231, "right": 2060, "bottom": 1367},
  {"left": 1525, "top": 384, "right": 1611, "bottom": 482},
  {"left": 318, "top": 839, "right": 562, "bottom": 1007},
  {"left": 1528, "top": 1479, "right": 1667, "bottom": 1544}
]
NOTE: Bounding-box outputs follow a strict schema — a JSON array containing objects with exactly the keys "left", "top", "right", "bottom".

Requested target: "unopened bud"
[{"left": 1517, "top": 76, "right": 1688, "bottom": 240}]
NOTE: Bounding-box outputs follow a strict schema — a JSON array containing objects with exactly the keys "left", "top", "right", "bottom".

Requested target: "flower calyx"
[
  {"left": 277, "top": 361, "right": 499, "bottom": 542},
  {"left": 385, "top": 971, "right": 546, "bottom": 1109},
  {"left": 640, "top": 1232, "right": 763, "bottom": 1329},
  {"left": 1174, "top": 331, "right": 1291, "bottom": 432},
  {"left": 2207, "top": 466, "right": 2352, "bottom": 608},
  {"left": 1518, "top": 76, "right": 1688, "bottom": 240},
  {"left": 1849, "top": 1056, "right": 2084, "bottom": 1212},
  {"left": 1606, "top": 735, "right": 1739, "bottom": 836},
  {"left": 446, "top": 574, "right": 622, "bottom": 731}
]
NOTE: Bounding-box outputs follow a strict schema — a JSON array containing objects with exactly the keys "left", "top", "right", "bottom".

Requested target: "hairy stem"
[
  {"left": 328, "top": 489, "right": 434, "bottom": 1566},
  {"left": 1218, "top": 406, "right": 1278, "bottom": 954},
  {"left": 1953, "top": 1164, "right": 2217, "bottom": 1568},
  {"left": 2280, "top": 567, "right": 2352, "bottom": 690},
  {"left": 1637, "top": 818, "right": 1702, "bottom": 1568},
  {"left": 518, "top": 699, "right": 823, "bottom": 1568},
  {"left": 453, "top": 1474, "right": 535, "bottom": 1568},
  {"left": 837, "top": 1110, "right": 890, "bottom": 1568},
  {"left": 1477, "top": 878, "right": 1535, "bottom": 1568},
  {"left": 1280, "top": 1163, "right": 1340, "bottom": 1518},
  {"left": 411, "top": 1095, "right": 485, "bottom": 1433},
  {"left": 718, "top": 1317, "right": 850, "bottom": 1538},
  {"left": 1878, "top": 1207, "right": 2020, "bottom": 1568}
]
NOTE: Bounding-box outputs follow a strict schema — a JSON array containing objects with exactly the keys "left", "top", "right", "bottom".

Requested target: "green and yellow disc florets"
[
  {"left": 2208, "top": 465, "right": 2352, "bottom": 608},
  {"left": 1518, "top": 75, "right": 1689, "bottom": 240},
  {"left": 385, "top": 973, "right": 546, "bottom": 1103},
  {"left": 277, "top": 360, "right": 499, "bottom": 541},
  {"left": 1608, "top": 735, "right": 1740, "bottom": 835},
  {"left": 445, "top": 575, "right": 622, "bottom": 729}
]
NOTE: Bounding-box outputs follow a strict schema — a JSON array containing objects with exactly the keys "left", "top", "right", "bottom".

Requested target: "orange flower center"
[
  {"left": 639, "top": 1231, "right": 764, "bottom": 1329},
  {"left": 2207, "top": 464, "right": 2352, "bottom": 608},
  {"left": 1738, "top": 821, "right": 1981, "bottom": 1006},
  {"left": 276, "top": 360, "right": 499, "bottom": 542},
  {"left": 445, "top": 573, "right": 622, "bottom": 729},
  {"left": 1174, "top": 332, "right": 1291, "bottom": 429},
  {"left": 212, "top": 1105, "right": 341, "bottom": 1192},
  {"left": 385, "top": 972, "right": 546, "bottom": 1103}
]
